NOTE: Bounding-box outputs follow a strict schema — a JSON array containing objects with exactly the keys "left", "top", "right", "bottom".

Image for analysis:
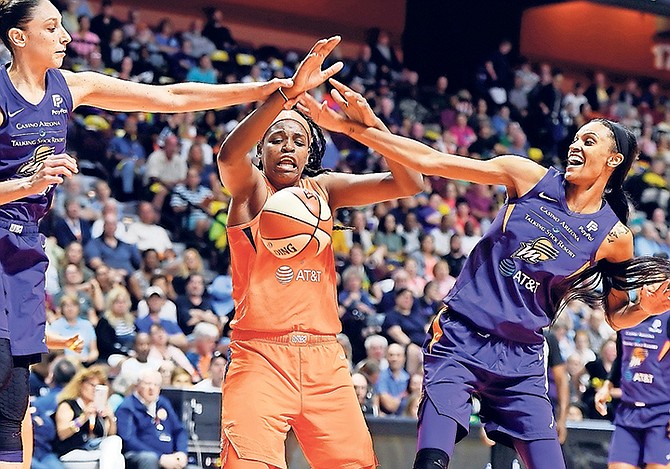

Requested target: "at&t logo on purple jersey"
[
  {"left": 498, "top": 259, "right": 541, "bottom": 293},
  {"left": 275, "top": 265, "right": 323, "bottom": 285}
]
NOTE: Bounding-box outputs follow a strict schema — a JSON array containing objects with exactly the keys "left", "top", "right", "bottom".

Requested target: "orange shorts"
[{"left": 221, "top": 331, "right": 377, "bottom": 469}]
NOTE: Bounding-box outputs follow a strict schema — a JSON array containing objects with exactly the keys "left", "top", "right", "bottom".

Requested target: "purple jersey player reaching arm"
[
  {"left": 595, "top": 311, "right": 670, "bottom": 469},
  {"left": 0, "top": 0, "right": 294, "bottom": 465},
  {"left": 298, "top": 79, "right": 670, "bottom": 469}
]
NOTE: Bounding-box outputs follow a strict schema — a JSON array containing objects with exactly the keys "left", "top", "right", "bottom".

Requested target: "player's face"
[
  {"left": 18, "top": 0, "right": 71, "bottom": 69},
  {"left": 565, "top": 121, "right": 619, "bottom": 186},
  {"left": 261, "top": 111, "right": 311, "bottom": 189}
]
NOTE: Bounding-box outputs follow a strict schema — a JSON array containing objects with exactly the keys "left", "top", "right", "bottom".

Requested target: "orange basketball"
[{"left": 259, "top": 187, "right": 333, "bottom": 259}]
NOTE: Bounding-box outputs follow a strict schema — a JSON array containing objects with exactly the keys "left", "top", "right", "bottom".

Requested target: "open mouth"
[
  {"left": 277, "top": 157, "right": 297, "bottom": 171},
  {"left": 566, "top": 154, "right": 584, "bottom": 167}
]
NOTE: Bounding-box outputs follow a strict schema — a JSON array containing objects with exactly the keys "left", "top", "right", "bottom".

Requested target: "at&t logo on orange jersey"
[{"left": 275, "top": 265, "right": 323, "bottom": 285}]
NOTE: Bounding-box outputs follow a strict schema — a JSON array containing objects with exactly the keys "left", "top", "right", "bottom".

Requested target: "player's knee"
[
  {"left": 0, "top": 339, "right": 12, "bottom": 390},
  {"left": 413, "top": 448, "right": 450, "bottom": 469}
]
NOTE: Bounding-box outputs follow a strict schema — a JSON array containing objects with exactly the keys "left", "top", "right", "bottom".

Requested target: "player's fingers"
[
  {"left": 314, "top": 35, "right": 341, "bottom": 56},
  {"left": 330, "top": 88, "right": 348, "bottom": 108},
  {"left": 321, "top": 61, "right": 343, "bottom": 81}
]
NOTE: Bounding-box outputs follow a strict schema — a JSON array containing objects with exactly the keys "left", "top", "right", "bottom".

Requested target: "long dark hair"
[
  {"left": 256, "top": 108, "right": 327, "bottom": 177},
  {"left": 0, "top": 0, "right": 41, "bottom": 55},
  {"left": 553, "top": 119, "right": 670, "bottom": 323}
]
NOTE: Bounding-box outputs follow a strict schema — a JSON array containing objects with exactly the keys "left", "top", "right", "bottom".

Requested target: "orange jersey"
[{"left": 227, "top": 177, "right": 340, "bottom": 334}]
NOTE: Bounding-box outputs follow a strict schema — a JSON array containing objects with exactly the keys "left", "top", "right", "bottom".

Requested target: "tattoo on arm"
[{"left": 606, "top": 224, "right": 630, "bottom": 244}]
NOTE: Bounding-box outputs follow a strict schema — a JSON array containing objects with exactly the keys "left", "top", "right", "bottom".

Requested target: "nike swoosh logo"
[
  {"left": 538, "top": 191, "right": 558, "bottom": 202},
  {"left": 7, "top": 108, "right": 24, "bottom": 118}
]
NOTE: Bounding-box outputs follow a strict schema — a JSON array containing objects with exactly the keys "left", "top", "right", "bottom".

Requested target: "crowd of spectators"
[{"left": 9, "top": 0, "right": 670, "bottom": 465}]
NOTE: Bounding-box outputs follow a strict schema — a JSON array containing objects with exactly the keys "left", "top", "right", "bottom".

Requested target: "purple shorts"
[
  {"left": 422, "top": 309, "right": 558, "bottom": 444},
  {"left": 609, "top": 403, "right": 670, "bottom": 466},
  {"left": 0, "top": 219, "right": 49, "bottom": 358}
]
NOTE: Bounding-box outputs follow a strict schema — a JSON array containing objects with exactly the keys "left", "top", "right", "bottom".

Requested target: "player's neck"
[{"left": 6, "top": 59, "right": 48, "bottom": 101}]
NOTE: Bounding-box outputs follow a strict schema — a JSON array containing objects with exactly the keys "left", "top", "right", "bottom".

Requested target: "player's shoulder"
[{"left": 597, "top": 221, "right": 633, "bottom": 263}]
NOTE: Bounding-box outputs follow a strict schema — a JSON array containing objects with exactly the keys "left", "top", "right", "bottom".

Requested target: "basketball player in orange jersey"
[{"left": 216, "top": 36, "right": 424, "bottom": 468}]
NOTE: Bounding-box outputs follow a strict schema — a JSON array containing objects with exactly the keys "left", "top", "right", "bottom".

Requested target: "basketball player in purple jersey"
[
  {"left": 0, "top": 0, "right": 294, "bottom": 465},
  {"left": 298, "top": 80, "right": 670, "bottom": 469},
  {"left": 595, "top": 311, "right": 670, "bottom": 469}
]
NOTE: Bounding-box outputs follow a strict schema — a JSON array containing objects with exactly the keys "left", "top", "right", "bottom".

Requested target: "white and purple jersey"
[
  {"left": 0, "top": 65, "right": 72, "bottom": 222},
  {"left": 444, "top": 168, "right": 620, "bottom": 344}
]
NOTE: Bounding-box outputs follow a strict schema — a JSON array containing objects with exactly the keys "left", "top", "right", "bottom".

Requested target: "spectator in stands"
[
  {"left": 409, "top": 233, "right": 440, "bottom": 280},
  {"left": 126, "top": 202, "right": 174, "bottom": 256},
  {"left": 339, "top": 266, "right": 379, "bottom": 364},
  {"left": 128, "top": 248, "right": 162, "bottom": 304},
  {"left": 582, "top": 338, "right": 619, "bottom": 420},
  {"left": 50, "top": 294, "right": 99, "bottom": 365},
  {"left": 169, "top": 367, "right": 193, "bottom": 389},
  {"left": 186, "top": 322, "right": 220, "bottom": 379},
  {"left": 402, "top": 257, "right": 427, "bottom": 298},
  {"left": 84, "top": 213, "right": 142, "bottom": 278},
  {"left": 69, "top": 15, "right": 100, "bottom": 63},
  {"left": 146, "top": 323, "right": 196, "bottom": 380},
  {"left": 443, "top": 233, "right": 467, "bottom": 277},
  {"left": 53, "top": 365, "right": 124, "bottom": 468},
  {"left": 31, "top": 402, "right": 65, "bottom": 469},
  {"left": 376, "top": 343, "right": 410, "bottom": 416},
  {"left": 144, "top": 133, "right": 187, "bottom": 212},
  {"left": 90, "top": 199, "right": 133, "bottom": 243},
  {"left": 136, "top": 275, "right": 179, "bottom": 321},
  {"left": 100, "top": 27, "right": 125, "bottom": 71},
  {"left": 168, "top": 248, "right": 209, "bottom": 296},
  {"left": 111, "top": 332, "right": 153, "bottom": 397},
  {"left": 59, "top": 241, "right": 94, "bottom": 284},
  {"left": 116, "top": 369, "right": 199, "bottom": 469},
  {"left": 136, "top": 288, "right": 187, "bottom": 350},
  {"left": 95, "top": 286, "right": 136, "bottom": 363},
  {"left": 373, "top": 213, "right": 405, "bottom": 265},
  {"left": 382, "top": 287, "right": 425, "bottom": 374},
  {"left": 585, "top": 71, "right": 611, "bottom": 113},
  {"left": 357, "top": 334, "right": 389, "bottom": 371},
  {"left": 401, "top": 211, "right": 423, "bottom": 255},
  {"left": 107, "top": 113, "right": 146, "bottom": 198},
  {"left": 352, "top": 372, "right": 379, "bottom": 416},
  {"left": 203, "top": 8, "right": 237, "bottom": 51},
  {"left": 432, "top": 260, "right": 457, "bottom": 299},
  {"left": 154, "top": 18, "right": 180, "bottom": 58},
  {"left": 89, "top": 0, "right": 122, "bottom": 44},
  {"left": 634, "top": 221, "right": 665, "bottom": 257},
  {"left": 417, "top": 280, "right": 443, "bottom": 322},
  {"left": 175, "top": 273, "right": 218, "bottom": 336},
  {"left": 343, "top": 209, "right": 375, "bottom": 255},
  {"left": 170, "top": 167, "right": 214, "bottom": 241},
  {"left": 53, "top": 197, "right": 93, "bottom": 248},
  {"left": 368, "top": 28, "right": 402, "bottom": 82},
  {"left": 193, "top": 351, "right": 226, "bottom": 392},
  {"left": 186, "top": 54, "right": 218, "bottom": 84},
  {"left": 181, "top": 19, "right": 216, "bottom": 59},
  {"left": 586, "top": 307, "right": 615, "bottom": 355}
]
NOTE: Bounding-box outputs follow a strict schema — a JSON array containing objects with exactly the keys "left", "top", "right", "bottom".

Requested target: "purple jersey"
[
  {"left": 0, "top": 65, "right": 72, "bottom": 222},
  {"left": 444, "top": 168, "right": 620, "bottom": 344},
  {"left": 614, "top": 312, "right": 670, "bottom": 428}
]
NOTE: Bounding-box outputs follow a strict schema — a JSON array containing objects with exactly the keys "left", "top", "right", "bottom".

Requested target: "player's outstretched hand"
[
  {"left": 29, "top": 153, "right": 78, "bottom": 194},
  {"left": 639, "top": 278, "right": 670, "bottom": 316},
  {"left": 328, "top": 78, "right": 379, "bottom": 128},
  {"left": 296, "top": 92, "right": 345, "bottom": 132},
  {"left": 287, "top": 36, "right": 343, "bottom": 99}
]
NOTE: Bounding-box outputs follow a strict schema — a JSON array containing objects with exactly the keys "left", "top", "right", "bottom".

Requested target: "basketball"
[{"left": 259, "top": 187, "right": 333, "bottom": 259}]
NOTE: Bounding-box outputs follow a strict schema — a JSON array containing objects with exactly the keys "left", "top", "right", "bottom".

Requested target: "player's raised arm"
[{"left": 217, "top": 36, "right": 342, "bottom": 218}]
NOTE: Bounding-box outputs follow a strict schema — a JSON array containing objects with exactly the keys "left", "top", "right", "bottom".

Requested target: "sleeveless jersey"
[
  {"left": 618, "top": 312, "right": 670, "bottom": 408},
  {"left": 227, "top": 177, "right": 340, "bottom": 334},
  {"left": 0, "top": 65, "right": 72, "bottom": 222},
  {"left": 444, "top": 168, "right": 620, "bottom": 344}
]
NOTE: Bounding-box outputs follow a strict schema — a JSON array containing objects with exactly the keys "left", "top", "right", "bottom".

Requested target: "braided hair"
[
  {"left": 551, "top": 119, "right": 670, "bottom": 322},
  {"left": 256, "top": 107, "right": 327, "bottom": 177}
]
